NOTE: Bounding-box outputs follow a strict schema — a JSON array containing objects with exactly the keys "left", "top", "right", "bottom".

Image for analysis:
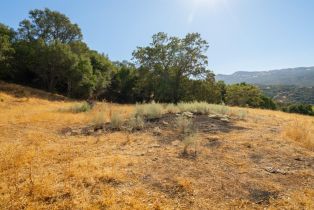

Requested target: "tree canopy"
[
  {"left": 133, "top": 32, "right": 213, "bottom": 103},
  {"left": 18, "top": 8, "right": 82, "bottom": 44}
]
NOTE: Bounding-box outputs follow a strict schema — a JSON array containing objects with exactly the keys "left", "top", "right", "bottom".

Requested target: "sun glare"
[{"left": 184, "top": 0, "right": 223, "bottom": 24}]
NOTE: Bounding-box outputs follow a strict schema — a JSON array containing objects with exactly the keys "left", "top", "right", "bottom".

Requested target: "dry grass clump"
[
  {"left": 62, "top": 101, "right": 91, "bottom": 113},
  {"left": 175, "top": 177, "right": 193, "bottom": 194},
  {"left": 176, "top": 115, "right": 194, "bottom": 135},
  {"left": 178, "top": 101, "right": 210, "bottom": 114},
  {"left": 176, "top": 116, "right": 198, "bottom": 156},
  {"left": 165, "top": 103, "right": 180, "bottom": 114},
  {"left": 92, "top": 111, "right": 106, "bottom": 127},
  {"left": 110, "top": 112, "right": 124, "bottom": 129},
  {"left": 182, "top": 134, "right": 198, "bottom": 156},
  {"left": 177, "top": 101, "right": 229, "bottom": 115},
  {"left": 236, "top": 109, "right": 248, "bottom": 120},
  {"left": 128, "top": 115, "right": 145, "bottom": 130},
  {"left": 134, "top": 102, "right": 164, "bottom": 119},
  {"left": 283, "top": 120, "right": 314, "bottom": 150}
]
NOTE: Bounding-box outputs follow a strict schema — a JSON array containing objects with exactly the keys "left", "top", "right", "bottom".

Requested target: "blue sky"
[{"left": 1, "top": 0, "right": 314, "bottom": 74}]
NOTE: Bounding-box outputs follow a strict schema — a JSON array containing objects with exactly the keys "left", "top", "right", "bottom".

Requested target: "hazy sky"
[{"left": 1, "top": 0, "right": 314, "bottom": 74}]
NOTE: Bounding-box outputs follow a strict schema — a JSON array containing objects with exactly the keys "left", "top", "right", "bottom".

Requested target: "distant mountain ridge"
[{"left": 216, "top": 67, "right": 314, "bottom": 86}]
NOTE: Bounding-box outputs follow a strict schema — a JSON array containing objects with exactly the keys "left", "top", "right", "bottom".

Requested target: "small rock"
[
  {"left": 182, "top": 111, "right": 194, "bottom": 118},
  {"left": 152, "top": 157, "right": 158, "bottom": 161},
  {"left": 220, "top": 118, "right": 230, "bottom": 122},
  {"left": 153, "top": 127, "right": 162, "bottom": 135},
  {"left": 96, "top": 129, "right": 103, "bottom": 134},
  {"left": 208, "top": 114, "right": 219, "bottom": 119},
  {"left": 71, "top": 129, "right": 81, "bottom": 135},
  {"left": 264, "top": 167, "right": 287, "bottom": 175},
  {"left": 171, "top": 140, "right": 181, "bottom": 146},
  {"left": 162, "top": 121, "right": 169, "bottom": 125},
  {"left": 65, "top": 131, "right": 72, "bottom": 136}
]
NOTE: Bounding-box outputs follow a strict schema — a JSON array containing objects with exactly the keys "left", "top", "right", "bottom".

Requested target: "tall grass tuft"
[
  {"left": 63, "top": 102, "right": 91, "bottom": 113},
  {"left": 92, "top": 112, "right": 106, "bottom": 128},
  {"left": 166, "top": 103, "right": 180, "bottom": 114},
  {"left": 128, "top": 115, "right": 145, "bottom": 130},
  {"left": 134, "top": 102, "right": 164, "bottom": 119},
  {"left": 177, "top": 101, "right": 229, "bottom": 115},
  {"left": 110, "top": 112, "right": 124, "bottom": 129},
  {"left": 176, "top": 115, "right": 194, "bottom": 135},
  {"left": 283, "top": 121, "right": 313, "bottom": 150}
]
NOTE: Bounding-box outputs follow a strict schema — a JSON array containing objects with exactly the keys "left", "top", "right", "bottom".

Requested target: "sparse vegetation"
[
  {"left": 176, "top": 115, "right": 194, "bottom": 135},
  {"left": 65, "top": 102, "right": 91, "bottom": 113},
  {"left": 175, "top": 115, "right": 198, "bottom": 156},
  {"left": 134, "top": 102, "right": 164, "bottom": 119},
  {"left": 182, "top": 134, "right": 198, "bottom": 157},
  {"left": 165, "top": 103, "right": 180, "bottom": 114},
  {"left": 92, "top": 111, "right": 106, "bottom": 127},
  {"left": 127, "top": 115, "right": 145, "bottom": 130},
  {"left": 110, "top": 112, "right": 124, "bottom": 129},
  {"left": 237, "top": 109, "right": 248, "bottom": 120}
]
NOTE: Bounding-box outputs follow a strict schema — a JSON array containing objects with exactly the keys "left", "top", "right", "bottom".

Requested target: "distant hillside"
[
  {"left": 216, "top": 67, "right": 314, "bottom": 86},
  {"left": 258, "top": 85, "right": 314, "bottom": 104}
]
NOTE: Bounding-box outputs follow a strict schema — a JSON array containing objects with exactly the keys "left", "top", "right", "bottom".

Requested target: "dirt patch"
[
  {"left": 61, "top": 113, "right": 246, "bottom": 143},
  {"left": 248, "top": 188, "right": 278, "bottom": 204}
]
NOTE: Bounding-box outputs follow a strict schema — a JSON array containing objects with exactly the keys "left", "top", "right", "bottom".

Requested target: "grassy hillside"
[{"left": 0, "top": 82, "right": 313, "bottom": 209}]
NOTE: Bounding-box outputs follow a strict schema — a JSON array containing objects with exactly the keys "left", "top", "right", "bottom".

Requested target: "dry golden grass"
[
  {"left": 283, "top": 120, "right": 314, "bottom": 150},
  {"left": 0, "top": 82, "right": 313, "bottom": 209}
]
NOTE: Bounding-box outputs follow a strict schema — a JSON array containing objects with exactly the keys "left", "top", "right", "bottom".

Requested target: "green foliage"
[
  {"left": 0, "top": 23, "right": 15, "bottom": 79},
  {"left": 282, "top": 104, "right": 314, "bottom": 116},
  {"left": 259, "top": 85, "right": 314, "bottom": 105},
  {"left": 18, "top": 8, "right": 82, "bottom": 44},
  {"left": 104, "top": 61, "right": 139, "bottom": 103},
  {"left": 225, "top": 83, "right": 263, "bottom": 107},
  {"left": 133, "top": 32, "right": 212, "bottom": 103},
  {"left": 3, "top": 9, "right": 115, "bottom": 100},
  {"left": 181, "top": 76, "right": 221, "bottom": 103},
  {"left": 260, "top": 95, "right": 277, "bottom": 110}
]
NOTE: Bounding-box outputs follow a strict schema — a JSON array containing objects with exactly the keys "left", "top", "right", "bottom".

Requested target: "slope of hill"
[
  {"left": 259, "top": 85, "right": 314, "bottom": 104},
  {"left": 0, "top": 82, "right": 313, "bottom": 209},
  {"left": 216, "top": 67, "right": 314, "bottom": 86}
]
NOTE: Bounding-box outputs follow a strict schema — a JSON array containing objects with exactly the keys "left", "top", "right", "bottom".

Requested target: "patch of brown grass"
[
  {"left": 283, "top": 120, "right": 314, "bottom": 150},
  {"left": 0, "top": 83, "right": 313, "bottom": 209}
]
